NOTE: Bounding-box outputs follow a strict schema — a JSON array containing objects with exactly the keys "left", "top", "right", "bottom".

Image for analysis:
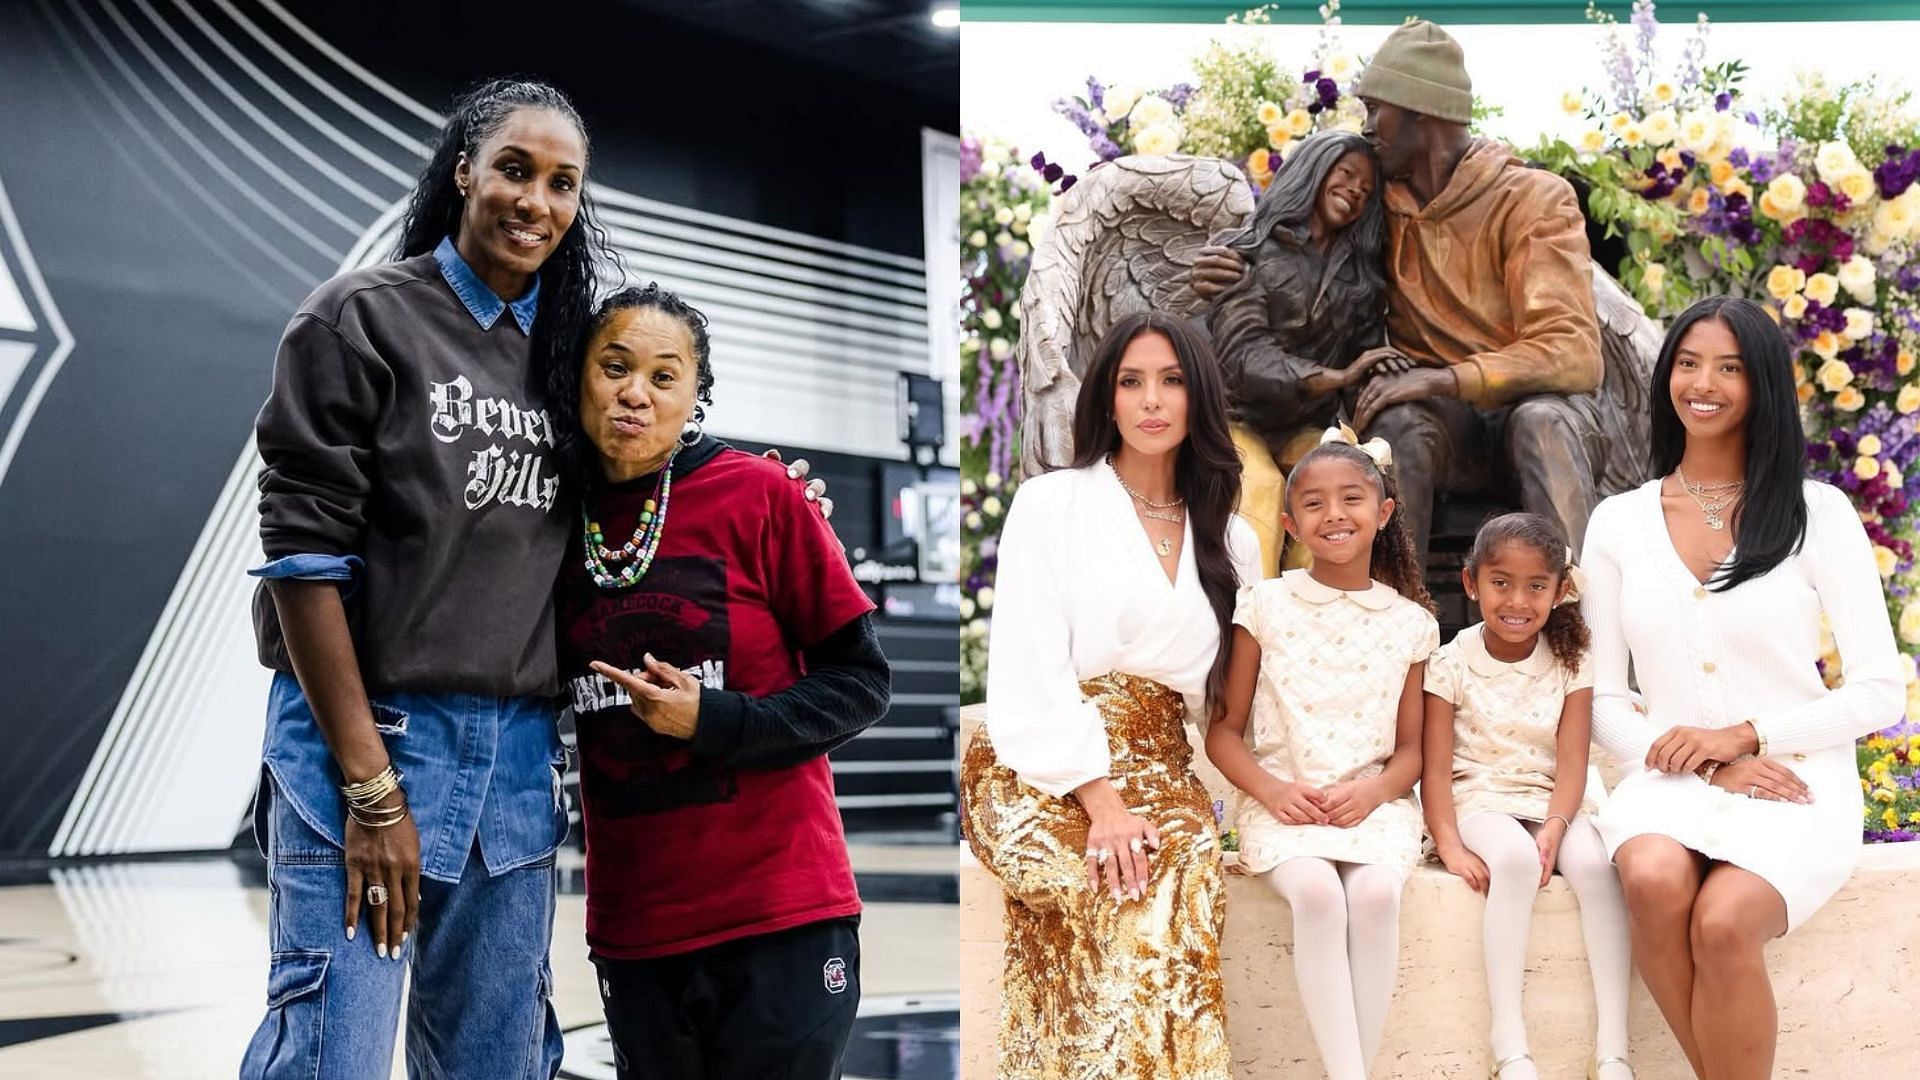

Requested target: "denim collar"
[{"left": 434, "top": 236, "right": 539, "bottom": 334}]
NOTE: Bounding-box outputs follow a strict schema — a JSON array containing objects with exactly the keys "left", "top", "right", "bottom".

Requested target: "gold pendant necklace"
[
  {"left": 1676, "top": 466, "right": 1743, "bottom": 531},
  {"left": 1157, "top": 537, "right": 1173, "bottom": 558},
  {"left": 1109, "top": 456, "right": 1185, "bottom": 523}
]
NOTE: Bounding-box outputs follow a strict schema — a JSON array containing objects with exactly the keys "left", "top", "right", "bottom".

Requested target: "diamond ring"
[{"left": 367, "top": 884, "right": 389, "bottom": 906}]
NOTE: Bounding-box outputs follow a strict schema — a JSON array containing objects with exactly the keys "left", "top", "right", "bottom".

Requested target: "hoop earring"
[{"left": 679, "top": 418, "right": 703, "bottom": 446}]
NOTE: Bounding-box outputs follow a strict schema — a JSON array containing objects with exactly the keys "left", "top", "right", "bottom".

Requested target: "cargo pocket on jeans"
[{"left": 241, "top": 950, "right": 329, "bottom": 1080}]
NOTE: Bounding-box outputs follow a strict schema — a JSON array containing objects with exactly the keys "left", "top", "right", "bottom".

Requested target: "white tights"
[
  {"left": 1264, "top": 858, "right": 1405, "bottom": 1080},
  {"left": 1457, "top": 812, "right": 1633, "bottom": 1079}
]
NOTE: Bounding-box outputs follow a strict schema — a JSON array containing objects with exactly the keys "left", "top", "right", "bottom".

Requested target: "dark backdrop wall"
[{"left": 0, "top": 0, "right": 957, "bottom": 859}]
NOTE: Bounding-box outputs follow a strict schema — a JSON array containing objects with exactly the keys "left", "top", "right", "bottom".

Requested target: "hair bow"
[
  {"left": 1320, "top": 422, "right": 1393, "bottom": 469},
  {"left": 1557, "top": 545, "right": 1587, "bottom": 607}
]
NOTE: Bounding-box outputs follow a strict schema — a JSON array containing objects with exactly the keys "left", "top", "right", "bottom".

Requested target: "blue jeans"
[{"left": 240, "top": 776, "right": 565, "bottom": 1079}]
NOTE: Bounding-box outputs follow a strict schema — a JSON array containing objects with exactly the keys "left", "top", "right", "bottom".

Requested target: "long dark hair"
[
  {"left": 1650, "top": 296, "right": 1807, "bottom": 591},
  {"left": 549, "top": 283, "right": 717, "bottom": 481},
  {"left": 1282, "top": 441, "right": 1435, "bottom": 613},
  {"left": 1067, "top": 312, "right": 1243, "bottom": 719},
  {"left": 1217, "top": 131, "right": 1386, "bottom": 318},
  {"left": 395, "top": 79, "right": 615, "bottom": 436},
  {"left": 1466, "top": 512, "right": 1589, "bottom": 674}
]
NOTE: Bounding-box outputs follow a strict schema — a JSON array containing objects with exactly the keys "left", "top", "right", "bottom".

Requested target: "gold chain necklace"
[
  {"left": 1108, "top": 457, "right": 1183, "bottom": 558},
  {"left": 1676, "top": 466, "right": 1743, "bottom": 531}
]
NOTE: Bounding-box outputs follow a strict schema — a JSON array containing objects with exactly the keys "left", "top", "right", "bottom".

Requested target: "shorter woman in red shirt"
[{"left": 551, "top": 284, "right": 890, "bottom": 1080}]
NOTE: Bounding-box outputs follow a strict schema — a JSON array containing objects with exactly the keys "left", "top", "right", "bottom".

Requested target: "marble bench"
[{"left": 956, "top": 706, "right": 1920, "bottom": 1077}]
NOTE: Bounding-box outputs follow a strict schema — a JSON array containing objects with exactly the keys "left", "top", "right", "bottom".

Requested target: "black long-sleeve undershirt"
[{"left": 688, "top": 614, "right": 891, "bottom": 771}]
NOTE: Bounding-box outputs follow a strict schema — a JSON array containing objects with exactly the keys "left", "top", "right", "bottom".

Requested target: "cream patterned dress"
[
  {"left": 1426, "top": 623, "right": 1597, "bottom": 824},
  {"left": 1233, "top": 569, "right": 1439, "bottom": 879}
]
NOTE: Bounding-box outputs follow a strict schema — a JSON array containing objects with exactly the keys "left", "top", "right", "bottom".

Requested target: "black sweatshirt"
[{"left": 252, "top": 253, "right": 569, "bottom": 696}]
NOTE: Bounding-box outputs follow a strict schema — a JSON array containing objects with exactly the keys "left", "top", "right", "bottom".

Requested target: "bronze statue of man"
[{"left": 1194, "top": 19, "right": 1608, "bottom": 564}]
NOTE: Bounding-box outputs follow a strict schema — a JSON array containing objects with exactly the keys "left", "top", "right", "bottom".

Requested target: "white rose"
[
  {"left": 961, "top": 478, "right": 978, "bottom": 496},
  {"left": 977, "top": 586, "right": 996, "bottom": 610},
  {"left": 1027, "top": 214, "right": 1051, "bottom": 248},
  {"left": 1676, "top": 110, "right": 1715, "bottom": 155},
  {"left": 1011, "top": 241, "right": 1030, "bottom": 259},
  {"left": 994, "top": 230, "right": 1013, "bottom": 247},
  {"left": 959, "top": 597, "right": 976, "bottom": 619},
  {"left": 1577, "top": 129, "right": 1607, "bottom": 155},
  {"left": 964, "top": 511, "right": 983, "bottom": 531},
  {"left": 967, "top": 230, "right": 987, "bottom": 248},
  {"left": 1843, "top": 307, "right": 1875, "bottom": 341},
  {"left": 1325, "top": 52, "right": 1359, "bottom": 81},
  {"left": 1104, "top": 84, "right": 1142, "bottom": 123},
  {"left": 968, "top": 618, "right": 989, "bottom": 637},
  {"left": 1643, "top": 110, "right": 1679, "bottom": 147},
  {"left": 980, "top": 160, "right": 1001, "bottom": 179},
  {"left": 1132, "top": 121, "right": 1182, "bottom": 156},
  {"left": 1815, "top": 140, "right": 1861, "bottom": 185},
  {"left": 1765, "top": 174, "right": 1808, "bottom": 215},
  {"left": 983, "top": 142, "right": 1010, "bottom": 166},
  {"left": 982, "top": 496, "right": 1004, "bottom": 517},
  {"left": 982, "top": 308, "right": 1003, "bottom": 330},
  {"left": 984, "top": 472, "right": 1002, "bottom": 489},
  {"left": 1130, "top": 94, "right": 1175, "bottom": 128},
  {"left": 993, "top": 206, "right": 1013, "bottom": 226},
  {"left": 1838, "top": 255, "right": 1878, "bottom": 303},
  {"left": 1014, "top": 202, "right": 1033, "bottom": 222},
  {"left": 988, "top": 337, "right": 1010, "bottom": 359}
]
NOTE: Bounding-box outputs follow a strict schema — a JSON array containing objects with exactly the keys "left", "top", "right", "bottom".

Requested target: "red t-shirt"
[{"left": 556, "top": 443, "right": 875, "bottom": 959}]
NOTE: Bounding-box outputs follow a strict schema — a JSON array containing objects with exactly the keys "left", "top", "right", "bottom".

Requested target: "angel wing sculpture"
[
  {"left": 1590, "top": 264, "right": 1664, "bottom": 497},
  {"left": 1015, "top": 155, "right": 1255, "bottom": 475}
]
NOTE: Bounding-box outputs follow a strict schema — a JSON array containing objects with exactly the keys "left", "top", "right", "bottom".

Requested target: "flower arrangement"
[
  {"left": 1860, "top": 723, "right": 1920, "bottom": 841},
  {"left": 1052, "top": 3, "right": 1367, "bottom": 192},
  {"left": 959, "top": 135, "right": 1053, "bottom": 703}
]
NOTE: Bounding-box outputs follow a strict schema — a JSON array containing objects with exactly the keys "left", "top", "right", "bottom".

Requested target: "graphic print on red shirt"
[{"left": 556, "top": 441, "right": 876, "bottom": 959}]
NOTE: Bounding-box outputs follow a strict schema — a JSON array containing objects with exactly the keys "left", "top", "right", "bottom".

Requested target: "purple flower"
[
  {"left": 1316, "top": 78, "right": 1340, "bottom": 106},
  {"left": 1165, "top": 83, "right": 1194, "bottom": 110},
  {"left": 960, "top": 138, "right": 982, "bottom": 185},
  {"left": 1303, "top": 68, "right": 1322, "bottom": 83},
  {"left": 1086, "top": 77, "right": 1105, "bottom": 110},
  {"left": 1727, "top": 147, "right": 1749, "bottom": 168},
  {"left": 1715, "top": 91, "right": 1732, "bottom": 112},
  {"left": 1091, "top": 133, "right": 1122, "bottom": 161},
  {"left": 1748, "top": 155, "right": 1775, "bottom": 184}
]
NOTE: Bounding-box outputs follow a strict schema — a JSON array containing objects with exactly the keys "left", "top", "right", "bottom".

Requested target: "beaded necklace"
[{"left": 582, "top": 448, "right": 677, "bottom": 589}]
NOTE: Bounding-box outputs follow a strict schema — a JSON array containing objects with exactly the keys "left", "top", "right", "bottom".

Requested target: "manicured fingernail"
[
  {"left": 377, "top": 943, "right": 387, "bottom": 959},
  {"left": 787, "top": 466, "right": 799, "bottom": 478},
  {"left": 402, "top": 932, "right": 409, "bottom": 946},
  {"left": 346, "top": 926, "right": 355, "bottom": 940}
]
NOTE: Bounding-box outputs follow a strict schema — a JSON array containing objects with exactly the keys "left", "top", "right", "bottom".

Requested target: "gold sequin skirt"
[{"left": 961, "top": 673, "right": 1229, "bottom": 1080}]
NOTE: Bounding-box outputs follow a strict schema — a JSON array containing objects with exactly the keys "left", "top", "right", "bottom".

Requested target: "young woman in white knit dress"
[
  {"left": 1583, "top": 296, "right": 1906, "bottom": 1079},
  {"left": 1207, "top": 430, "right": 1438, "bottom": 1080},
  {"left": 1423, "top": 513, "right": 1633, "bottom": 1080}
]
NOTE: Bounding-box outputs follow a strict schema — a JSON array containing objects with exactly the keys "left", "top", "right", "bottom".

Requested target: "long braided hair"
[{"left": 395, "top": 79, "right": 616, "bottom": 451}]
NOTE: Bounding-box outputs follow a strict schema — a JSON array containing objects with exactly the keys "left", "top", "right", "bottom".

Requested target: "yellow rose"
[
  {"left": 1577, "top": 129, "right": 1607, "bottom": 155},
  {"left": 1656, "top": 147, "right": 1684, "bottom": 172},
  {"left": 1815, "top": 140, "right": 1861, "bottom": 185},
  {"left": 1798, "top": 382, "right": 1816, "bottom": 404},
  {"left": 1812, "top": 330, "right": 1843, "bottom": 360},
  {"left": 1766, "top": 265, "right": 1808, "bottom": 300},
  {"left": 1651, "top": 81, "right": 1678, "bottom": 105},
  {"left": 1709, "top": 159, "right": 1736, "bottom": 188},
  {"left": 1643, "top": 263, "right": 1667, "bottom": 295},
  {"left": 1857, "top": 455, "right": 1884, "bottom": 481},
  {"left": 1285, "top": 109, "right": 1313, "bottom": 138},
  {"left": 1858, "top": 434, "right": 1883, "bottom": 457},
  {"left": 1887, "top": 462, "right": 1905, "bottom": 489},
  {"left": 1839, "top": 170, "right": 1877, "bottom": 204},
  {"left": 1644, "top": 111, "right": 1679, "bottom": 147},
  {"left": 1608, "top": 111, "right": 1633, "bottom": 132},
  {"left": 1267, "top": 126, "right": 1293, "bottom": 150},
  {"left": 1721, "top": 177, "right": 1753, "bottom": 202},
  {"left": 1246, "top": 150, "right": 1275, "bottom": 181},
  {"left": 1620, "top": 123, "right": 1645, "bottom": 148},
  {"left": 1842, "top": 307, "right": 1875, "bottom": 340},
  {"left": 1804, "top": 272, "right": 1840, "bottom": 306},
  {"left": 1560, "top": 90, "right": 1584, "bottom": 116},
  {"left": 1816, "top": 357, "right": 1853, "bottom": 391},
  {"left": 1769, "top": 173, "right": 1808, "bottom": 212},
  {"left": 1688, "top": 187, "right": 1711, "bottom": 216},
  {"left": 1896, "top": 602, "right": 1920, "bottom": 645},
  {"left": 1133, "top": 121, "right": 1182, "bottom": 156},
  {"left": 1782, "top": 293, "right": 1809, "bottom": 320},
  {"left": 1898, "top": 383, "right": 1920, "bottom": 414},
  {"left": 1257, "top": 101, "right": 1284, "bottom": 127},
  {"left": 1838, "top": 254, "right": 1877, "bottom": 302},
  {"left": 1835, "top": 386, "right": 1867, "bottom": 411},
  {"left": 1325, "top": 52, "right": 1360, "bottom": 81},
  {"left": 1901, "top": 352, "right": 1917, "bottom": 376}
]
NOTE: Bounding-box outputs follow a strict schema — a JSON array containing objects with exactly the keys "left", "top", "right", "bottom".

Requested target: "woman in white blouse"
[
  {"left": 961, "top": 311, "right": 1261, "bottom": 1079},
  {"left": 1581, "top": 296, "right": 1905, "bottom": 1079}
]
